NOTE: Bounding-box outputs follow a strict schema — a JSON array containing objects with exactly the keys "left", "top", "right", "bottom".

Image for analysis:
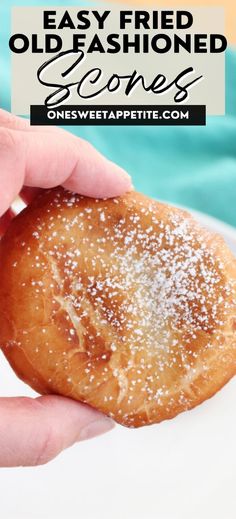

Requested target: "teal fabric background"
[{"left": 1, "top": 1, "right": 236, "bottom": 226}]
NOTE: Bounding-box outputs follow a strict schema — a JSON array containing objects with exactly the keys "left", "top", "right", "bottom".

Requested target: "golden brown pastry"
[{"left": 0, "top": 188, "right": 235, "bottom": 427}]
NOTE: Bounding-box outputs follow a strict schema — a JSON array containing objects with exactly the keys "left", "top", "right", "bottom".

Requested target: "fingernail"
[
  {"left": 79, "top": 417, "right": 115, "bottom": 442},
  {"left": 107, "top": 161, "right": 132, "bottom": 187}
]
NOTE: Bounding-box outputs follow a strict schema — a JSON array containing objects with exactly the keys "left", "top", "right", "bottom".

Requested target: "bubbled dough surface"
[{"left": 0, "top": 189, "right": 235, "bottom": 427}]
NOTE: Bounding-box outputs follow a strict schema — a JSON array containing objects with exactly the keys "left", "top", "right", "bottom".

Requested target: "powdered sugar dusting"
[{"left": 15, "top": 189, "right": 236, "bottom": 426}]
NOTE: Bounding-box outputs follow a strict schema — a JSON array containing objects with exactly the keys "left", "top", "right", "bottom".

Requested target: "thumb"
[
  {"left": 0, "top": 395, "right": 114, "bottom": 467},
  {"left": 0, "top": 123, "right": 132, "bottom": 217}
]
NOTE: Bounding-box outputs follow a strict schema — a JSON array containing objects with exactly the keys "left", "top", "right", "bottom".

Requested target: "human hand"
[{"left": 0, "top": 109, "right": 132, "bottom": 467}]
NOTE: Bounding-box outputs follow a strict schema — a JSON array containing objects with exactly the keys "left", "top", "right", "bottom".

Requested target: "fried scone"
[{"left": 0, "top": 188, "right": 235, "bottom": 427}]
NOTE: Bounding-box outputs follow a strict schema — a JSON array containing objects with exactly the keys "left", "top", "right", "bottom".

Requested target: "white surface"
[{"left": 0, "top": 208, "right": 235, "bottom": 519}]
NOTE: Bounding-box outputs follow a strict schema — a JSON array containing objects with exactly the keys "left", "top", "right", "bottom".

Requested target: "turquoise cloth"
[{"left": 1, "top": 1, "right": 236, "bottom": 226}]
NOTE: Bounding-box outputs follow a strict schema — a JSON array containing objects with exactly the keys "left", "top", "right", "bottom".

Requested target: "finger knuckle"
[
  {"left": 0, "top": 128, "right": 18, "bottom": 152},
  {"left": 32, "top": 426, "right": 62, "bottom": 466}
]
